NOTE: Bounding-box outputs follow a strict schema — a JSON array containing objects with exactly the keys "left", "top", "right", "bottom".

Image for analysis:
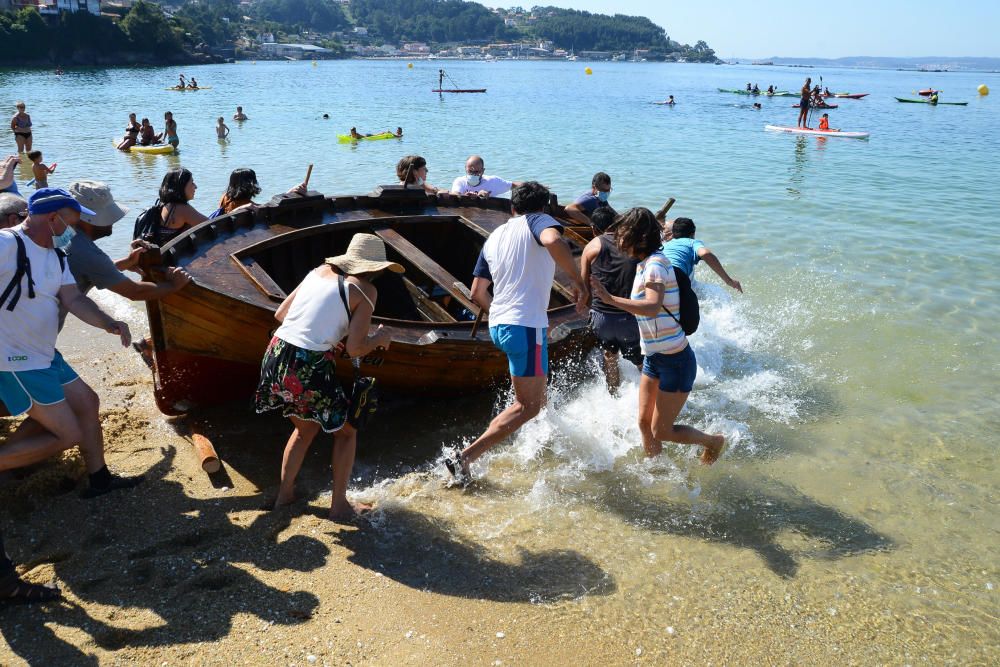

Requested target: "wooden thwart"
[{"left": 372, "top": 227, "right": 478, "bottom": 312}]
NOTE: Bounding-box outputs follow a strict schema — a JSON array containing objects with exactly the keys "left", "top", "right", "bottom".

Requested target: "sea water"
[{"left": 2, "top": 60, "right": 998, "bottom": 659}]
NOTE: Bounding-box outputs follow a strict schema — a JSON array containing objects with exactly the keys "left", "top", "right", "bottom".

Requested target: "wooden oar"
[
  {"left": 654, "top": 197, "right": 676, "bottom": 222},
  {"left": 452, "top": 281, "right": 485, "bottom": 338},
  {"left": 304, "top": 163, "right": 313, "bottom": 189}
]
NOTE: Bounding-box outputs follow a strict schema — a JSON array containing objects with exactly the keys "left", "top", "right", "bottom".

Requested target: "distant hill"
[{"left": 754, "top": 56, "right": 1000, "bottom": 71}]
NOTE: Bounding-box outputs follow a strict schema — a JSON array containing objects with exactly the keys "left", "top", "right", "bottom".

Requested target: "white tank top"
[{"left": 274, "top": 269, "right": 372, "bottom": 352}]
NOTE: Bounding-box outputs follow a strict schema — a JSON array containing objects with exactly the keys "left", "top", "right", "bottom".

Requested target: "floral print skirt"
[{"left": 254, "top": 336, "right": 348, "bottom": 433}]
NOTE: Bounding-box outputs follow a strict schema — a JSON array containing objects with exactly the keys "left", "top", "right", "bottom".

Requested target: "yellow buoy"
[
  {"left": 312, "top": 60, "right": 317, "bottom": 66},
  {"left": 978, "top": 84, "right": 989, "bottom": 96},
  {"left": 407, "top": 62, "right": 413, "bottom": 69},
  {"left": 585, "top": 67, "right": 593, "bottom": 75}
]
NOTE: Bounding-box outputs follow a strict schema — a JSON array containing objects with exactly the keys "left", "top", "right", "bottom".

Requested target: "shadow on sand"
[
  {"left": 599, "top": 473, "right": 894, "bottom": 578},
  {"left": 334, "top": 505, "right": 616, "bottom": 603},
  {"left": 0, "top": 446, "right": 326, "bottom": 664}
]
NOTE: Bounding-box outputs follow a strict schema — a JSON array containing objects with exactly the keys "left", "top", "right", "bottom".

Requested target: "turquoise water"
[{"left": 3, "top": 61, "right": 998, "bottom": 658}]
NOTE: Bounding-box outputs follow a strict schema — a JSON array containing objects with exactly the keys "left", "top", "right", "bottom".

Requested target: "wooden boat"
[{"left": 137, "top": 187, "right": 595, "bottom": 415}]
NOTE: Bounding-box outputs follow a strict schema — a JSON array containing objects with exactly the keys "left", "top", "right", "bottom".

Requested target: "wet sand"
[{"left": 1, "top": 318, "right": 997, "bottom": 665}]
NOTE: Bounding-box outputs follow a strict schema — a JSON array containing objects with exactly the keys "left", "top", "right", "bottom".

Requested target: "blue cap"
[{"left": 28, "top": 188, "right": 96, "bottom": 216}]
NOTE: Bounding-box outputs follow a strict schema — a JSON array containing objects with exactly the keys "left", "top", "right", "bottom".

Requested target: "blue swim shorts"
[
  {"left": 489, "top": 324, "right": 548, "bottom": 378},
  {"left": 0, "top": 350, "right": 79, "bottom": 417},
  {"left": 641, "top": 344, "right": 697, "bottom": 393}
]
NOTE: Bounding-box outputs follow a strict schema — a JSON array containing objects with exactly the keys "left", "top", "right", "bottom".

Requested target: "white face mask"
[
  {"left": 50, "top": 216, "right": 77, "bottom": 250},
  {"left": 414, "top": 177, "right": 425, "bottom": 187},
  {"left": 467, "top": 174, "right": 482, "bottom": 187}
]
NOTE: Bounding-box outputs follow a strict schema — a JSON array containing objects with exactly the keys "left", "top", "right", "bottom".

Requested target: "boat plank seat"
[
  {"left": 372, "top": 227, "right": 478, "bottom": 313},
  {"left": 401, "top": 277, "right": 458, "bottom": 323},
  {"left": 235, "top": 256, "right": 287, "bottom": 302}
]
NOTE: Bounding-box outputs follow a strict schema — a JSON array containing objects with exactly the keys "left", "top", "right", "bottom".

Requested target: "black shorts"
[{"left": 590, "top": 309, "right": 642, "bottom": 367}]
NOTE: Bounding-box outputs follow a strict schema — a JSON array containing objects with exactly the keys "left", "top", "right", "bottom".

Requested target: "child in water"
[
  {"left": 28, "top": 150, "right": 55, "bottom": 189},
  {"left": 216, "top": 117, "right": 230, "bottom": 139}
]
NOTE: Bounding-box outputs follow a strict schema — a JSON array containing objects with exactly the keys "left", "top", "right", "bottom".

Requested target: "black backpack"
[
  {"left": 1, "top": 230, "right": 66, "bottom": 312},
  {"left": 662, "top": 265, "right": 700, "bottom": 336},
  {"left": 132, "top": 200, "right": 170, "bottom": 245}
]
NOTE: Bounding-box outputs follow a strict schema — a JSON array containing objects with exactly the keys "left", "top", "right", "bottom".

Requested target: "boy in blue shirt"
[{"left": 662, "top": 217, "right": 743, "bottom": 293}]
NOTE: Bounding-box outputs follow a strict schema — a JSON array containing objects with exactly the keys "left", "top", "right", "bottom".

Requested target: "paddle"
[{"left": 304, "top": 163, "right": 313, "bottom": 189}]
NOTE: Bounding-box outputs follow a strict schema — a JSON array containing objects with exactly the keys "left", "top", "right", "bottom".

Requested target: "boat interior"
[{"left": 232, "top": 214, "right": 576, "bottom": 326}]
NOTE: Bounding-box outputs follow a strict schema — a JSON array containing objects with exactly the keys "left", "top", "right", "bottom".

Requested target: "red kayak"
[
  {"left": 793, "top": 103, "right": 838, "bottom": 109},
  {"left": 919, "top": 89, "right": 940, "bottom": 96}
]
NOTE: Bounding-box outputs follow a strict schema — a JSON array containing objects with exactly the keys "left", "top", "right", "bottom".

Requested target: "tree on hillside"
[
  {"left": 121, "top": 0, "right": 183, "bottom": 55},
  {"left": 255, "top": 0, "right": 349, "bottom": 33}
]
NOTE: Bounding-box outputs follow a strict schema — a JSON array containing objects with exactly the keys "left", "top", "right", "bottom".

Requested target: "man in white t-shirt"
[
  {"left": 450, "top": 155, "right": 522, "bottom": 199},
  {"left": 0, "top": 188, "right": 143, "bottom": 498},
  {"left": 444, "top": 182, "right": 587, "bottom": 484}
]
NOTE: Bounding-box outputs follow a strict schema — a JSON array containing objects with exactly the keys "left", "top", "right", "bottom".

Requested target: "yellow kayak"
[
  {"left": 114, "top": 141, "right": 176, "bottom": 155},
  {"left": 337, "top": 132, "right": 398, "bottom": 143}
]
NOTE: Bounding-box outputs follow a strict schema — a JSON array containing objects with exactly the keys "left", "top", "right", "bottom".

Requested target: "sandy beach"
[{"left": 0, "top": 308, "right": 994, "bottom": 665}]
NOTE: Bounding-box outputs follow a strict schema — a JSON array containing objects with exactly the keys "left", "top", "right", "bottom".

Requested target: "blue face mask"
[
  {"left": 467, "top": 174, "right": 482, "bottom": 187},
  {"left": 597, "top": 190, "right": 610, "bottom": 203},
  {"left": 50, "top": 216, "right": 77, "bottom": 250}
]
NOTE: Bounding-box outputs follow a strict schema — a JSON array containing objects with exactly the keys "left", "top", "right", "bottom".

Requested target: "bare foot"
[
  {"left": 329, "top": 500, "right": 373, "bottom": 522},
  {"left": 700, "top": 435, "right": 727, "bottom": 465},
  {"left": 272, "top": 493, "right": 298, "bottom": 510}
]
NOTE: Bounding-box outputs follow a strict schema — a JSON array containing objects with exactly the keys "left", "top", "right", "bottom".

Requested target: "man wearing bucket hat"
[
  {"left": 58, "top": 180, "right": 191, "bottom": 330},
  {"left": 0, "top": 188, "right": 143, "bottom": 499},
  {"left": 255, "top": 233, "right": 397, "bottom": 520}
]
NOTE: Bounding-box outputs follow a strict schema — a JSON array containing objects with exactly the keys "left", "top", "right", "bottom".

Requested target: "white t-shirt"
[
  {"left": 450, "top": 174, "right": 514, "bottom": 197},
  {"left": 275, "top": 269, "right": 372, "bottom": 352},
  {"left": 472, "top": 213, "right": 562, "bottom": 329},
  {"left": 0, "top": 226, "right": 75, "bottom": 371}
]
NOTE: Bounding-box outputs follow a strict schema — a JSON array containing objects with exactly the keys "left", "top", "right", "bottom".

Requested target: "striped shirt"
[{"left": 632, "top": 251, "right": 688, "bottom": 356}]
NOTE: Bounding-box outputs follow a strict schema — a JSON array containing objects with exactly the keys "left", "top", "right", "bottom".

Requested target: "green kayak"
[
  {"left": 895, "top": 97, "right": 968, "bottom": 106},
  {"left": 719, "top": 88, "right": 796, "bottom": 97}
]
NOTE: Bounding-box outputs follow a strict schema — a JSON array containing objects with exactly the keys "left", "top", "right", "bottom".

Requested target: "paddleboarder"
[{"left": 797, "top": 77, "right": 812, "bottom": 128}]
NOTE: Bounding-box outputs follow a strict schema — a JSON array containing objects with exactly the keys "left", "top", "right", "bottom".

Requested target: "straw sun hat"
[{"left": 325, "top": 233, "right": 404, "bottom": 275}]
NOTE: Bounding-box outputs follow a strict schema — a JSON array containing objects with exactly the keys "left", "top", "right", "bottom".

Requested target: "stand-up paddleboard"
[
  {"left": 793, "top": 103, "right": 838, "bottom": 109},
  {"left": 895, "top": 97, "right": 968, "bottom": 106},
  {"left": 765, "top": 125, "right": 870, "bottom": 140}
]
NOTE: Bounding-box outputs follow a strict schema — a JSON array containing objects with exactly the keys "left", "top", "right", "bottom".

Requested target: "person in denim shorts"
[{"left": 589, "top": 207, "right": 726, "bottom": 465}]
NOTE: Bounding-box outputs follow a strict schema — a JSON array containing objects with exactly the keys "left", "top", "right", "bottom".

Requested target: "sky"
[{"left": 484, "top": 1, "right": 1000, "bottom": 59}]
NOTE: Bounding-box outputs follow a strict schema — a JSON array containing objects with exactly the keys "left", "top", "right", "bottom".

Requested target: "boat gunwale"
[{"left": 147, "top": 191, "right": 589, "bottom": 333}]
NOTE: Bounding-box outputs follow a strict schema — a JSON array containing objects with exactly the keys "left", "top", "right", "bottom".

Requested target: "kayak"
[
  {"left": 113, "top": 140, "right": 176, "bottom": 154},
  {"left": 718, "top": 88, "right": 795, "bottom": 97},
  {"left": 895, "top": 97, "right": 968, "bottom": 106},
  {"left": 336, "top": 132, "right": 399, "bottom": 143},
  {"left": 793, "top": 103, "right": 838, "bottom": 108},
  {"left": 918, "top": 89, "right": 940, "bottom": 96},
  {"left": 826, "top": 93, "right": 869, "bottom": 99},
  {"left": 165, "top": 86, "right": 212, "bottom": 91},
  {"left": 765, "top": 125, "right": 870, "bottom": 140}
]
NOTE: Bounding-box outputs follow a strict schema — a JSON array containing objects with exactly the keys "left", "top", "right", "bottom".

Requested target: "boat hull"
[{"left": 140, "top": 191, "right": 595, "bottom": 414}]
